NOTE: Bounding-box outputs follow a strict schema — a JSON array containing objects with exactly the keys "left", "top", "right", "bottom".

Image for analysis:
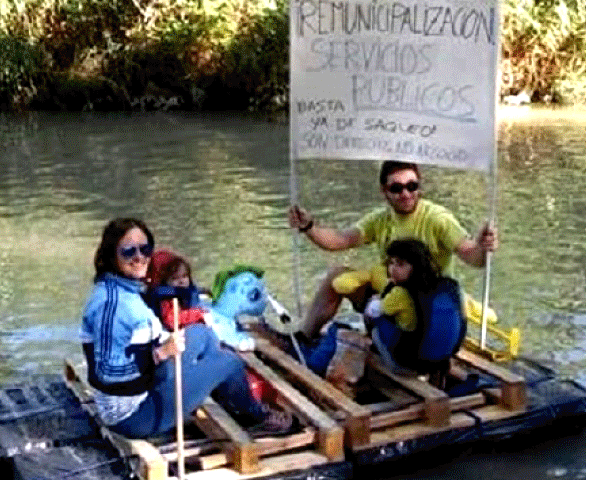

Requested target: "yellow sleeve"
[
  {"left": 332, "top": 264, "right": 389, "bottom": 296},
  {"left": 332, "top": 270, "right": 372, "bottom": 295},
  {"left": 380, "top": 287, "right": 417, "bottom": 332},
  {"left": 368, "top": 264, "right": 389, "bottom": 293}
]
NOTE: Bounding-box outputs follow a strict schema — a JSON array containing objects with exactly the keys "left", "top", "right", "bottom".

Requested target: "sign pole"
[
  {"left": 480, "top": 0, "right": 502, "bottom": 349},
  {"left": 480, "top": 161, "right": 497, "bottom": 348},
  {"left": 289, "top": 126, "right": 304, "bottom": 322},
  {"left": 288, "top": 19, "right": 307, "bottom": 365},
  {"left": 173, "top": 298, "right": 185, "bottom": 480},
  {"left": 289, "top": 95, "right": 308, "bottom": 366}
]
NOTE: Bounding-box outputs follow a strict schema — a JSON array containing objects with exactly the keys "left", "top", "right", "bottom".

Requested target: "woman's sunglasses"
[
  {"left": 118, "top": 243, "right": 154, "bottom": 259},
  {"left": 386, "top": 181, "right": 420, "bottom": 194}
]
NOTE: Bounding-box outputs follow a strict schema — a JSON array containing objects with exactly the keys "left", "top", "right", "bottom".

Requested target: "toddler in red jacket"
[{"left": 146, "top": 249, "right": 210, "bottom": 331}]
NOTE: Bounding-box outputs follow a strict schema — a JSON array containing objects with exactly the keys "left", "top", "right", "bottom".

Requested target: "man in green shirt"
[{"left": 288, "top": 160, "right": 498, "bottom": 340}]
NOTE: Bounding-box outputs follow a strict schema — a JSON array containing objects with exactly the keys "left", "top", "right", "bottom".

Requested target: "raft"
[{"left": 0, "top": 332, "right": 584, "bottom": 480}]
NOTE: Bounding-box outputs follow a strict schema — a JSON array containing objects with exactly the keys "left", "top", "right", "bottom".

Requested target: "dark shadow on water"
[{"left": 362, "top": 420, "right": 585, "bottom": 480}]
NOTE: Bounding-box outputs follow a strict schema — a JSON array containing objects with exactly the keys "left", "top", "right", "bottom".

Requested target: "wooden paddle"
[{"left": 173, "top": 298, "right": 185, "bottom": 480}]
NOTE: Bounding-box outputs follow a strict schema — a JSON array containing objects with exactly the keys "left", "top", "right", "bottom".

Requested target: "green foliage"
[
  {"left": 221, "top": 0, "right": 289, "bottom": 109},
  {"left": 0, "top": 0, "right": 585, "bottom": 110},
  {"left": 0, "top": 35, "right": 43, "bottom": 108},
  {"left": 501, "top": 0, "right": 586, "bottom": 103}
]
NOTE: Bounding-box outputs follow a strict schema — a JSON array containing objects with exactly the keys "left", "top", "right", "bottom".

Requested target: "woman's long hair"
[
  {"left": 93, "top": 218, "right": 154, "bottom": 282},
  {"left": 385, "top": 239, "right": 440, "bottom": 293}
]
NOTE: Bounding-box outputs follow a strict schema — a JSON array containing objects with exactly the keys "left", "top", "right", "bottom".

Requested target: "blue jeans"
[
  {"left": 110, "top": 325, "right": 266, "bottom": 438},
  {"left": 295, "top": 323, "right": 341, "bottom": 377},
  {"left": 371, "top": 317, "right": 420, "bottom": 375}
]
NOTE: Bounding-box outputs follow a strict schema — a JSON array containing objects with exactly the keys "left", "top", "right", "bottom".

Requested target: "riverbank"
[{"left": 0, "top": 0, "right": 585, "bottom": 111}]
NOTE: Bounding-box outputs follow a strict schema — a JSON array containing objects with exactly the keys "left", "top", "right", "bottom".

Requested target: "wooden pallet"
[
  {"left": 250, "top": 339, "right": 371, "bottom": 449},
  {"left": 354, "top": 348, "right": 527, "bottom": 450},
  {"left": 249, "top": 336, "right": 528, "bottom": 453},
  {"left": 62, "top": 336, "right": 528, "bottom": 478},
  {"left": 63, "top": 359, "right": 344, "bottom": 480}
]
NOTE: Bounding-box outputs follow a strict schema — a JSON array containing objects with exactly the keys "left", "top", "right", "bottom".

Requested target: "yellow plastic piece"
[
  {"left": 463, "top": 325, "right": 521, "bottom": 362},
  {"left": 508, "top": 327, "right": 520, "bottom": 358},
  {"left": 463, "top": 293, "right": 498, "bottom": 325}
]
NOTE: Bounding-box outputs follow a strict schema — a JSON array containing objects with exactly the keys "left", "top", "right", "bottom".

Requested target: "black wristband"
[{"left": 299, "top": 219, "right": 314, "bottom": 233}]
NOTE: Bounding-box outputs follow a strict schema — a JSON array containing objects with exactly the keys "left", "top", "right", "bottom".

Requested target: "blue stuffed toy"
[{"left": 201, "top": 265, "right": 267, "bottom": 351}]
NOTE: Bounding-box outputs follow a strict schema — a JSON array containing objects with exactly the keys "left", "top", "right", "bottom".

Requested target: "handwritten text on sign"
[{"left": 290, "top": 0, "right": 499, "bottom": 170}]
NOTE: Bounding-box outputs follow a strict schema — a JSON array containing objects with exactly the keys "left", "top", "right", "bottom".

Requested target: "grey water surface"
[{"left": 0, "top": 107, "right": 585, "bottom": 478}]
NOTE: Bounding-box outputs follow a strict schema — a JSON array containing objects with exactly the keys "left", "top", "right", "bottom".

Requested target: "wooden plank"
[
  {"left": 366, "top": 354, "right": 450, "bottom": 427},
  {"left": 366, "top": 399, "right": 411, "bottom": 415},
  {"left": 110, "top": 431, "right": 168, "bottom": 480},
  {"left": 365, "top": 367, "right": 422, "bottom": 408},
  {"left": 254, "top": 428, "right": 316, "bottom": 457},
  {"left": 468, "top": 404, "right": 528, "bottom": 422},
  {"left": 240, "top": 352, "right": 344, "bottom": 461},
  {"left": 358, "top": 412, "right": 477, "bottom": 451},
  {"left": 367, "top": 354, "right": 447, "bottom": 400},
  {"left": 370, "top": 393, "right": 486, "bottom": 430},
  {"left": 167, "top": 428, "right": 316, "bottom": 466},
  {"left": 456, "top": 349, "right": 523, "bottom": 382},
  {"left": 449, "top": 363, "right": 511, "bottom": 407},
  {"left": 64, "top": 361, "right": 93, "bottom": 406},
  {"left": 256, "top": 339, "right": 368, "bottom": 416},
  {"left": 255, "top": 340, "right": 371, "bottom": 448},
  {"left": 197, "top": 452, "right": 229, "bottom": 471},
  {"left": 63, "top": 360, "right": 168, "bottom": 480},
  {"left": 185, "top": 451, "right": 331, "bottom": 480},
  {"left": 455, "top": 349, "right": 527, "bottom": 411},
  {"left": 450, "top": 392, "right": 487, "bottom": 410},
  {"left": 373, "top": 385, "right": 421, "bottom": 407},
  {"left": 370, "top": 403, "right": 423, "bottom": 429},
  {"left": 193, "top": 398, "right": 259, "bottom": 474},
  {"left": 162, "top": 443, "right": 222, "bottom": 463}
]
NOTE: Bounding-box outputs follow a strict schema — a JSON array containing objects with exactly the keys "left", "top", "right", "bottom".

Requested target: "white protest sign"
[{"left": 290, "top": 0, "right": 500, "bottom": 171}]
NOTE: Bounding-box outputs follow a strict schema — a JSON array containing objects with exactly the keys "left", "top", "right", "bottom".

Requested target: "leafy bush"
[
  {"left": 501, "top": 0, "right": 586, "bottom": 103},
  {"left": 220, "top": 0, "right": 289, "bottom": 110},
  {"left": 0, "top": 36, "right": 43, "bottom": 108},
  {"left": 0, "top": 0, "right": 585, "bottom": 110}
]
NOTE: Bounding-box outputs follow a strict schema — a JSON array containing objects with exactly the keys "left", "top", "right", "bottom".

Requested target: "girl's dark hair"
[
  {"left": 386, "top": 239, "right": 440, "bottom": 292},
  {"left": 159, "top": 257, "right": 192, "bottom": 286},
  {"left": 379, "top": 161, "right": 421, "bottom": 185},
  {"left": 94, "top": 218, "right": 154, "bottom": 282}
]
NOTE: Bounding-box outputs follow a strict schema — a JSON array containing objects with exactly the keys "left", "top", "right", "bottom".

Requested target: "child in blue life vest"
[
  {"left": 146, "top": 249, "right": 211, "bottom": 331},
  {"left": 361, "top": 239, "right": 466, "bottom": 382}
]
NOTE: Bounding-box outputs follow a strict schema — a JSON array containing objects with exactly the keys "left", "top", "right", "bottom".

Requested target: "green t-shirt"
[{"left": 355, "top": 199, "right": 468, "bottom": 275}]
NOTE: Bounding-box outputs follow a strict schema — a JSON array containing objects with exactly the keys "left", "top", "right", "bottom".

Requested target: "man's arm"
[
  {"left": 288, "top": 205, "right": 365, "bottom": 251},
  {"left": 455, "top": 223, "right": 498, "bottom": 268}
]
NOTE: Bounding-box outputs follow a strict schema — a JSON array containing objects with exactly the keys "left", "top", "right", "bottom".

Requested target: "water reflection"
[{"left": 0, "top": 108, "right": 585, "bottom": 384}]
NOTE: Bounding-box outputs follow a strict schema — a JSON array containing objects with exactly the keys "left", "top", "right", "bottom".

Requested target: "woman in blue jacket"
[{"left": 80, "top": 218, "right": 291, "bottom": 438}]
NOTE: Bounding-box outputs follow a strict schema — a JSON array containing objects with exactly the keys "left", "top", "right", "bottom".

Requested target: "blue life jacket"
[{"left": 376, "top": 277, "right": 466, "bottom": 373}]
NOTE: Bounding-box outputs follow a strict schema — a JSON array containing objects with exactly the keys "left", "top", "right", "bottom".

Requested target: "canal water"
[{"left": 0, "top": 107, "right": 585, "bottom": 478}]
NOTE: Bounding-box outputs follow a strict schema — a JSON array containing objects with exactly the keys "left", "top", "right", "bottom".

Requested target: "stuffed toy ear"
[{"left": 211, "top": 264, "right": 265, "bottom": 303}]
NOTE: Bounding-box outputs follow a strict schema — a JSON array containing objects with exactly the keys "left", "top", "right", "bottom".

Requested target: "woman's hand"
[{"left": 154, "top": 330, "right": 185, "bottom": 363}]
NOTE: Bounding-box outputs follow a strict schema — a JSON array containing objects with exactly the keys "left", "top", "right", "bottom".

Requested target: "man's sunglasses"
[
  {"left": 118, "top": 243, "right": 154, "bottom": 259},
  {"left": 386, "top": 181, "right": 420, "bottom": 194}
]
